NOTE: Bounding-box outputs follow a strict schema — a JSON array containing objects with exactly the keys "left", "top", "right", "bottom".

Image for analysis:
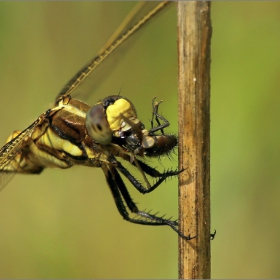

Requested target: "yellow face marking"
[{"left": 106, "top": 99, "right": 136, "bottom": 131}]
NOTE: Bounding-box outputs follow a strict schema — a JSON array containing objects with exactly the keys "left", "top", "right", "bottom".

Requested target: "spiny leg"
[
  {"left": 106, "top": 152, "right": 182, "bottom": 193},
  {"left": 102, "top": 163, "right": 162, "bottom": 222},
  {"left": 116, "top": 159, "right": 183, "bottom": 194},
  {"left": 114, "top": 165, "right": 194, "bottom": 240},
  {"left": 101, "top": 163, "right": 193, "bottom": 240},
  {"left": 133, "top": 158, "right": 183, "bottom": 178}
]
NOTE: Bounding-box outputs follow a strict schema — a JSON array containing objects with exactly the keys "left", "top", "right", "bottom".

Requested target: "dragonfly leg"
[
  {"left": 102, "top": 164, "right": 194, "bottom": 240},
  {"left": 116, "top": 159, "right": 183, "bottom": 194},
  {"left": 133, "top": 158, "right": 183, "bottom": 178}
]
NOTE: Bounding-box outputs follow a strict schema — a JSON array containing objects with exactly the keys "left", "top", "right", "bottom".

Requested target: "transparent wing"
[
  {"left": 55, "top": 1, "right": 171, "bottom": 104},
  {"left": 0, "top": 120, "right": 38, "bottom": 191}
]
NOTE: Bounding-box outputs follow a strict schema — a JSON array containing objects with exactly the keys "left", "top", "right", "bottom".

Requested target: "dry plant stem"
[{"left": 177, "top": 2, "right": 212, "bottom": 279}]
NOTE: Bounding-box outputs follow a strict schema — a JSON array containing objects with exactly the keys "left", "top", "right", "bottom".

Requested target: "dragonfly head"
[
  {"left": 86, "top": 95, "right": 137, "bottom": 146},
  {"left": 86, "top": 95, "right": 177, "bottom": 157}
]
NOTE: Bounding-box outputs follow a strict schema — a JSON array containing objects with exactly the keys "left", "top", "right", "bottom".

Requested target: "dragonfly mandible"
[{"left": 0, "top": 2, "right": 192, "bottom": 240}]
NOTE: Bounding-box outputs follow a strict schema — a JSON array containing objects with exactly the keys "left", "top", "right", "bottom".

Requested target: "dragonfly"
[{"left": 0, "top": 2, "right": 192, "bottom": 240}]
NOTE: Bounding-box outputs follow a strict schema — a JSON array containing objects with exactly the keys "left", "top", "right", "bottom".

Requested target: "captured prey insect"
[{"left": 0, "top": 2, "right": 193, "bottom": 240}]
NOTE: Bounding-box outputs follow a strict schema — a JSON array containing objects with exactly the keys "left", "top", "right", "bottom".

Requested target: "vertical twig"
[{"left": 177, "top": 2, "right": 212, "bottom": 279}]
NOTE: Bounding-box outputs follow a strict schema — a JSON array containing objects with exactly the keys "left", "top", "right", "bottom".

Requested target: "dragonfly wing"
[
  {"left": 55, "top": 2, "right": 171, "bottom": 105},
  {"left": 0, "top": 120, "right": 38, "bottom": 191},
  {"left": 0, "top": 172, "right": 16, "bottom": 192}
]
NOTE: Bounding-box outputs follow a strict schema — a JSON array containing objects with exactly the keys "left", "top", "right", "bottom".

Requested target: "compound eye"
[{"left": 86, "top": 104, "right": 112, "bottom": 145}]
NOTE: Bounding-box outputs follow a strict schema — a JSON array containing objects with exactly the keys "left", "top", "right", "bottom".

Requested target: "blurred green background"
[{"left": 0, "top": 2, "right": 279, "bottom": 278}]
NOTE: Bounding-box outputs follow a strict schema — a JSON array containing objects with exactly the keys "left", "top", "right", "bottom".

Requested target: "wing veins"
[{"left": 56, "top": 1, "right": 170, "bottom": 101}]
